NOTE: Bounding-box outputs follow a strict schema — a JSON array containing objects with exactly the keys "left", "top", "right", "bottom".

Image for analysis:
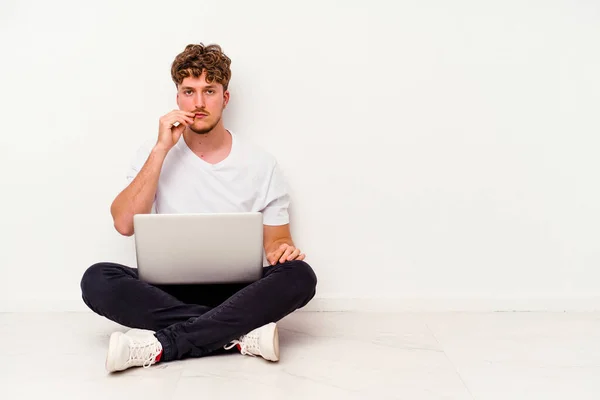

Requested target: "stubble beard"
[{"left": 189, "top": 115, "right": 221, "bottom": 135}]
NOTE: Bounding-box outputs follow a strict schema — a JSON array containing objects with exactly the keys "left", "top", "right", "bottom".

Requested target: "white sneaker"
[
  {"left": 224, "top": 322, "right": 280, "bottom": 362},
  {"left": 105, "top": 329, "right": 163, "bottom": 372}
]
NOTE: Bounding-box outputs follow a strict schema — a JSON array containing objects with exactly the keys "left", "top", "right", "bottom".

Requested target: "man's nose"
[{"left": 194, "top": 93, "right": 206, "bottom": 109}]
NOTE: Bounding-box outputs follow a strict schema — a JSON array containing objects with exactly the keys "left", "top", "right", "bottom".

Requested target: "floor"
[{"left": 1, "top": 312, "right": 599, "bottom": 399}]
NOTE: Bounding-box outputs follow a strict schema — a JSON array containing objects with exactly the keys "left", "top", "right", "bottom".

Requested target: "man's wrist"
[
  {"left": 151, "top": 145, "right": 170, "bottom": 157},
  {"left": 266, "top": 239, "right": 294, "bottom": 254}
]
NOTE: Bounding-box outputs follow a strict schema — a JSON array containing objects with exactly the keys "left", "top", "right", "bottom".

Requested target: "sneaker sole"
[
  {"left": 106, "top": 331, "right": 124, "bottom": 373},
  {"left": 260, "top": 323, "right": 280, "bottom": 362}
]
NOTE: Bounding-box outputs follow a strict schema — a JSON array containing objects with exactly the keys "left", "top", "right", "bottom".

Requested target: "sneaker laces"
[
  {"left": 128, "top": 337, "right": 162, "bottom": 368},
  {"left": 224, "top": 332, "right": 261, "bottom": 357}
]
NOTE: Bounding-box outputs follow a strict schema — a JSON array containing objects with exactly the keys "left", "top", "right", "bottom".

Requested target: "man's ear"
[{"left": 223, "top": 90, "right": 230, "bottom": 109}]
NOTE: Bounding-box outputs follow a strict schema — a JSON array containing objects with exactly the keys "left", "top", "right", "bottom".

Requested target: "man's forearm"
[{"left": 110, "top": 146, "right": 168, "bottom": 236}]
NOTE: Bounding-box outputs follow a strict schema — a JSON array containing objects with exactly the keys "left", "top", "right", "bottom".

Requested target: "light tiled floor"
[{"left": 1, "top": 312, "right": 600, "bottom": 399}]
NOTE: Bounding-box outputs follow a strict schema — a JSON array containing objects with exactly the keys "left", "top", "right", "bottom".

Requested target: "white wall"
[{"left": 1, "top": 0, "right": 599, "bottom": 312}]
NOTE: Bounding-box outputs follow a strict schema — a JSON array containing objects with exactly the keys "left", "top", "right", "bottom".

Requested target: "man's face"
[{"left": 176, "top": 72, "right": 229, "bottom": 135}]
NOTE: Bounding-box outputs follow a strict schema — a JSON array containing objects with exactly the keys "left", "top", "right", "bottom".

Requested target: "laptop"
[{"left": 133, "top": 212, "right": 264, "bottom": 284}]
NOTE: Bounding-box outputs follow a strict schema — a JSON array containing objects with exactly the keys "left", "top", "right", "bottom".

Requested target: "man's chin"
[
  {"left": 190, "top": 127, "right": 211, "bottom": 135},
  {"left": 189, "top": 124, "right": 215, "bottom": 135},
  {"left": 189, "top": 119, "right": 219, "bottom": 135}
]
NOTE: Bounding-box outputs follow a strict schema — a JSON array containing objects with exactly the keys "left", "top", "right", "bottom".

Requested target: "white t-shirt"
[{"left": 126, "top": 130, "right": 290, "bottom": 226}]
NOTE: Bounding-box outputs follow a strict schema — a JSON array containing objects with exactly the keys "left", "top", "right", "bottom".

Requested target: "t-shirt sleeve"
[{"left": 261, "top": 161, "right": 290, "bottom": 225}]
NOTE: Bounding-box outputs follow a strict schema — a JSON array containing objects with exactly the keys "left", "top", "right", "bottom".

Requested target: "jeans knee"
[
  {"left": 286, "top": 260, "right": 317, "bottom": 293},
  {"left": 80, "top": 262, "right": 129, "bottom": 307},
  {"left": 285, "top": 260, "right": 317, "bottom": 308},
  {"left": 81, "top": 263, "right": 105, "bottom": 298},
  {"left": 80, "top": 263, "right": 104, "bottom": 311}
]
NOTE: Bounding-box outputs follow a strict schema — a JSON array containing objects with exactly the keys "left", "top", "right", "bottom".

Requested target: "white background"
[{"left": 1, "top": 0, "right": 599, "bottom": 311}]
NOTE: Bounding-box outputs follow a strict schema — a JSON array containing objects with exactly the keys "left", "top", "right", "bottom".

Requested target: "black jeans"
[{"left": 80, "top": 260, "right": 317, "bottom": 362}]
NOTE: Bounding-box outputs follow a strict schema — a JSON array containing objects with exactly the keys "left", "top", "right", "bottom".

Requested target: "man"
[{"left": 80, "top": 43, "right": 317, "bottom": 373}]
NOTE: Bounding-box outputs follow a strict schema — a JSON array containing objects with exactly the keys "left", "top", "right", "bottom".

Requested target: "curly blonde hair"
[{"left": 171, "top": 43, "right": 232, "bottom": 91}]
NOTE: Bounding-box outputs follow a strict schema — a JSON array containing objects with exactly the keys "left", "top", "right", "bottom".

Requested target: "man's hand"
[
  {"left": 156, "top": 110, "right": 195, "bottom": 152},
  {"left": 267, "top": 243, "right": 306, "bottom": 265}
]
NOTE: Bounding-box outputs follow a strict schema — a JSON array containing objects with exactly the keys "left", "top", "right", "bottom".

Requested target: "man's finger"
[
  {"left": 170, "top": 110, "right": 195, "bottom": 117},
  {"left": 297, "top": 254, "right": 306, "bottom": 261},
  {"left": 287, "top": 248, "right": 301, "bottom": 261},
  {"left": 268, "top": 247, "right": 286, "bottom": 265},
  {"left": 279, "top": 247, "right": 295, "bottom": 264},
  {"left": 178, "top": 115, "right": 194, "bottom": 124},
  {"left": 168, "top": 116, "right": 192, "bottom": 127}
]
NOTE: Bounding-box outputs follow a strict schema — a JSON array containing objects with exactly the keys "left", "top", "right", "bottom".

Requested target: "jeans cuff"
[{"left": 155, "top": 331, "right": 175, "bottom": 362}]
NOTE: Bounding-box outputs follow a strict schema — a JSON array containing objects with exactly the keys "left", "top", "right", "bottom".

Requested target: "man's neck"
[{"left": 183, "top": 123, "right": 230, "bottom": 155}]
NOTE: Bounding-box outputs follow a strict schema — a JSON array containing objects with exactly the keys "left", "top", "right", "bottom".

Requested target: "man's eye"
[
  {"left": 206, "top": 90, "right": 214, "bottom": 94},
  {"left": 184, "top": 90, "right": 193, "bottom": 95}
]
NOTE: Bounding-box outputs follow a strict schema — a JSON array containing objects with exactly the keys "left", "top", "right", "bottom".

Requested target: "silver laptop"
[{"left": 133, "top": 212, "right": 264, "bottom": 284}]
